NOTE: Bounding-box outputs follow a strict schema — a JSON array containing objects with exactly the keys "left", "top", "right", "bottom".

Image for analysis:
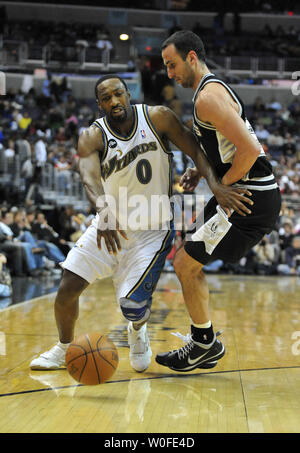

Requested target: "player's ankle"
[
  {"left": 191, "top": 322, "right": 214, "bottom": 345},
  {"left": 58, "top": 341, "right": 71, "bottom": 349}
]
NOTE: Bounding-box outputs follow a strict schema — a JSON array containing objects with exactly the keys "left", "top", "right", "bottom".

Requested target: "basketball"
[{"left": 66, "top": 333, "right": 119, "bottom": 385}]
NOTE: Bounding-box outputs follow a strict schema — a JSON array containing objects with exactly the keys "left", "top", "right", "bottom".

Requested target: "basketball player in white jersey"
[
  {"left": 30, "top": 75, "right": 253, "bottom": 373},
  {"left": 155, "top": 30, "right": 281, "bottom": 372}
]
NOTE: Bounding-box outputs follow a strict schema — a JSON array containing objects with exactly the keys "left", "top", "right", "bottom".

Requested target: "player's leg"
[
  {"left": 120, "top": 295, "right": 153, "bottom": 372},
  {"left": 117, "top": 229, "right": 174, "bottom": 372},
  {"left": 173, "top": 247, "right": 210, "bottom": 324},
  {"left": 54, "top": 269, "right": 89, "bottom": 343},
  {"left": 156, "top": 189, "right": 281, "bottom": 372},
  {"left": 30, "top": 269, "right": 89, "bottom": 370},
  {"left": 155, "top": 203, "right": 229, "bottom": 372},
  {"left": 155, "top": 247, "right": 225, "bottom": 372},
  {"left": 30, "top": 222, "right": 114, "bottom": 370}
]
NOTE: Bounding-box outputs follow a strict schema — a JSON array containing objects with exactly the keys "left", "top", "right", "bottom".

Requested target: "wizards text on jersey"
[{"left": 101, "top": 141, "right": 158, "bottom": 181}]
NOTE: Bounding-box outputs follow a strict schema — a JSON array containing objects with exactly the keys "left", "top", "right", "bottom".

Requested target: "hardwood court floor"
[{"left": 0, "top": 272, "right": 299, "bottom": 433}]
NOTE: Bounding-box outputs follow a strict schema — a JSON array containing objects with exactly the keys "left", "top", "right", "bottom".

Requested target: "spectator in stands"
[
  {"left": 78, "top": 119, "right": 90, "bottom": 136},
  {"left": 69, "top": 212, "right": 87, "bottom": 243},
  {"left": 42, "top": 74, "right": 52, "bottom": 98},
  {"left": 3, "top": 138, "right": 15, "bottom": 159},
  {"left": 65, "top": 113, "right": 78, "bottom": 138},
  {"left": 18, "top": 111, "right": 32, "bottom": 131},
  {"left": 266, "top": 229, "right": 281, "bottom": 264},
  {"left": 0, "top": 209, "right": 44, "bottom": 276},
  {"left": 280, "top": 105, "right": 291, "bottom": 122},
  {"left": 288, "top": 174, "right": 300, "bottom": 196},
  {"left": 15, "top": 131, "right": 31, "bottom": 165},
  {"left": 48, "top": 105, "right": 65, "bottom": 130},
  {"left": 279, "top": 168, "right": 293, "bottom": 194},
  {"left": 279, "top": 201, "right": 297, "bottom": 225},
  {"left": 95, "top": 31, "right": 114, "bottom": 60},
  {"left": 282, "top": 134, "right": 296, "bottom": 157},
  {"left": 34, "top": 134, "right": 47, "bottom": 167},
  {"left": 255, "top": 123, "right": 270, "bottom": 141},
  {"left": 54, "top": 153, "right": 72, "bottom": 193},
  {"left": 267, "top": 129, "right": 284, "bottom": 148},
  {"left": 289, "top": 98, "right": 300, "bottom": 118},
  {"left": 0, "top": 252, "right": 12, "bottom": 299},
  {"left": 58, "top": 205, "right": 76, "bottom": 242},
  {"left": 22, "top": 207, "right": 65, "bottom": 269},
  {"left": 21, "top": 154, "right": 34, "bottom": 196},
  {"left": 47, "top": 144, "right": 60, "bottom": 165},
  {"left": 277, "top": 235, "right": 300, "bottom": 276},
  {"left": 32, "top": 211, "right": 70, "bottom": 257},
  {"left": 65, "top": 95, "right": 77, "bottom": 118},
  {"left": 267, "top": 99, "right": 282, "bottom": 111},
  {"left": 78, "top": 102, "right": 94, "bottom": 124},
  {"left": 252, "top": 235, "right": 277, "bottom": 275},
  {"left": 11, "top": 208, "right": 47, "bottom": 269},
  {"left": 55, "top": 127, "right": 67, "bottom": 143},
  {"left": 11, "top": 106, "right": 22, "bottom": 131},
  {"left": 0, "top": 228, "right": 25, "bottom": 277},
  {"left": 295, "top": 217, "right": 300, "bottom": 235},
  {"left": 279, "top": 220, "right": 295, "bottom": 252}
]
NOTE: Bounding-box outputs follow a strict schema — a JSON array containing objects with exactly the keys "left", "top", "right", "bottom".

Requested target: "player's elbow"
[
  {"left": 253, "top": 143, "right": 262, "bottom": 158},
  {"left": 246, "top": 143, "right": 261, "bottom": 162}
]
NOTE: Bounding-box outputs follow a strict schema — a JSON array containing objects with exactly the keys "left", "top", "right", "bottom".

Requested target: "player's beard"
[{"left": 110, "top": 107, "right": 128, "bottom": 123}]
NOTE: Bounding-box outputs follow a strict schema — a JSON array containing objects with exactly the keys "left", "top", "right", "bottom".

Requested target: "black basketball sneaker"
[{"left": 155, "top": 331, "right": 225, "bottom": 372}]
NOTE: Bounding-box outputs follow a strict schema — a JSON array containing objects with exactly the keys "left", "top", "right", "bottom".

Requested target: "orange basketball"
[{"left": 66, "top": 333, "right": 118, "bottom": 385}]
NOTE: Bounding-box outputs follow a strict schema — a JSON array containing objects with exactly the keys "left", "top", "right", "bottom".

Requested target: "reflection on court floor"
[{"left": 0, "top": 273, "right": 299, "bottom": 433}]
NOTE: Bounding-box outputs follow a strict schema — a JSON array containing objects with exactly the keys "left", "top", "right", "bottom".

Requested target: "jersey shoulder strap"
[
  {"left": 91, "top": 118, "right": 108, "bottom": 163},
  {"left": 193, "top": 73, "right": 246, "bottom": 121}
]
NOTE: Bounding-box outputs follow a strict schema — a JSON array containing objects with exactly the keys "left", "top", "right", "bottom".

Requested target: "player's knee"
[
  {"left": 173, "top": 248, "right": 189, "bottom": 276},
  {"left": 119, "top": 297, "right": 151, "bottom": 323},
  {"left": 173, "top": 248, "right": 201, "bottom": 278},
  {"left": 57, "top": 269, "right": 88, "bottom": 303}
]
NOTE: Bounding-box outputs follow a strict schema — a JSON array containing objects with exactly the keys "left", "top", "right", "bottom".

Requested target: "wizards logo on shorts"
[
  {"left": 143, "top": 273, "right": 154, "bottom": 292},
  {"left": 140, "top": 129, "right": 146, "bottom": 139}
]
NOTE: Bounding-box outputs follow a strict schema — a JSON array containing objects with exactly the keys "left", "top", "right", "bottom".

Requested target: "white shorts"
[{"left": 61, "top": 221, "right": 174, "bottom": 302}]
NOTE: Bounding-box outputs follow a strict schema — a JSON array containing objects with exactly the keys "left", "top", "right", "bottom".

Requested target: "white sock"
[
  {"left": 192, "top": 320, "right": 212, "bottom": 329},
  {"left": 58, "top": 341, "right": 70, "bottom": 349}
]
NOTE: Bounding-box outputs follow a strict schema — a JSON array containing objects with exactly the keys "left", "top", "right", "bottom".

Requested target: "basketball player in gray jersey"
[
  {"left": 30, "top": 75, "right": 252, "bottom": 373},
  {"left": 156, "top": 30, "right": 281, "bottom": 372}
]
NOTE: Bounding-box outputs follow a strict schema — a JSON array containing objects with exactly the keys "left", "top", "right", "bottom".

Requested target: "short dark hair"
[
  {"left": 95, "top": 74, "right": 129, "bottom": 100},
  {"left": 161, "top": 30, "right": 206, "bottom": 63}
]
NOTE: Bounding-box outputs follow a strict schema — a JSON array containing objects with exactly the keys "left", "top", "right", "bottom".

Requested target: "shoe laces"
[
  {"left": 170, "top": 332, "right": 195, "bottom": 360},
  {"left": 170, "top": 330, "right": 223, "bottom": 360},
  {"left": 129, "top": 326, "right": 149, "bottom": 354}
]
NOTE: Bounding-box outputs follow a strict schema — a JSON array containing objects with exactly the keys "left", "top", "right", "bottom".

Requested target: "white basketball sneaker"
[
  {"left": 127, "top": 322, "right": 152, "bottom": 372},
  {"left": 30, "top": 342, "right": 69, "bottom": 370}
]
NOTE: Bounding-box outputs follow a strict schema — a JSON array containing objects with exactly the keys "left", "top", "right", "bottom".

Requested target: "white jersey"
[{"left": 93, "top": 104, "right": 173, "bottom": 230}]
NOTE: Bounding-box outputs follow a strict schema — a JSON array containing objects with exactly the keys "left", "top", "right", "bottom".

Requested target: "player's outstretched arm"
[
  {"left": 149, "top": 106, "right": 253, "bottom": 216},
  {"left": 194, "top": 87, "right": 261, "bottom": 186}
]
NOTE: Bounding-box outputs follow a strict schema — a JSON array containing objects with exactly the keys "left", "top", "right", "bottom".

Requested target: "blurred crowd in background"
[
  {"left": 2, "top": 15, "right": 300, "bottom": 64},
  {"left": 1, "top": 3, "right": 300, "bottom": 301},
  {"left": 1, "top": 71, "right": 300, "bottom": 291}
]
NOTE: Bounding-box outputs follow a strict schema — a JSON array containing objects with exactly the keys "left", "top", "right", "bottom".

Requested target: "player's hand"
[
  {"left": 179, "top": 167, "right": 201, "bottom": 192},
  {"left": 213, "top": 183, "right": 253, "bottom": 217},
  {"left": 96, "top": 209, "right": 128, "bottom": 254}
]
